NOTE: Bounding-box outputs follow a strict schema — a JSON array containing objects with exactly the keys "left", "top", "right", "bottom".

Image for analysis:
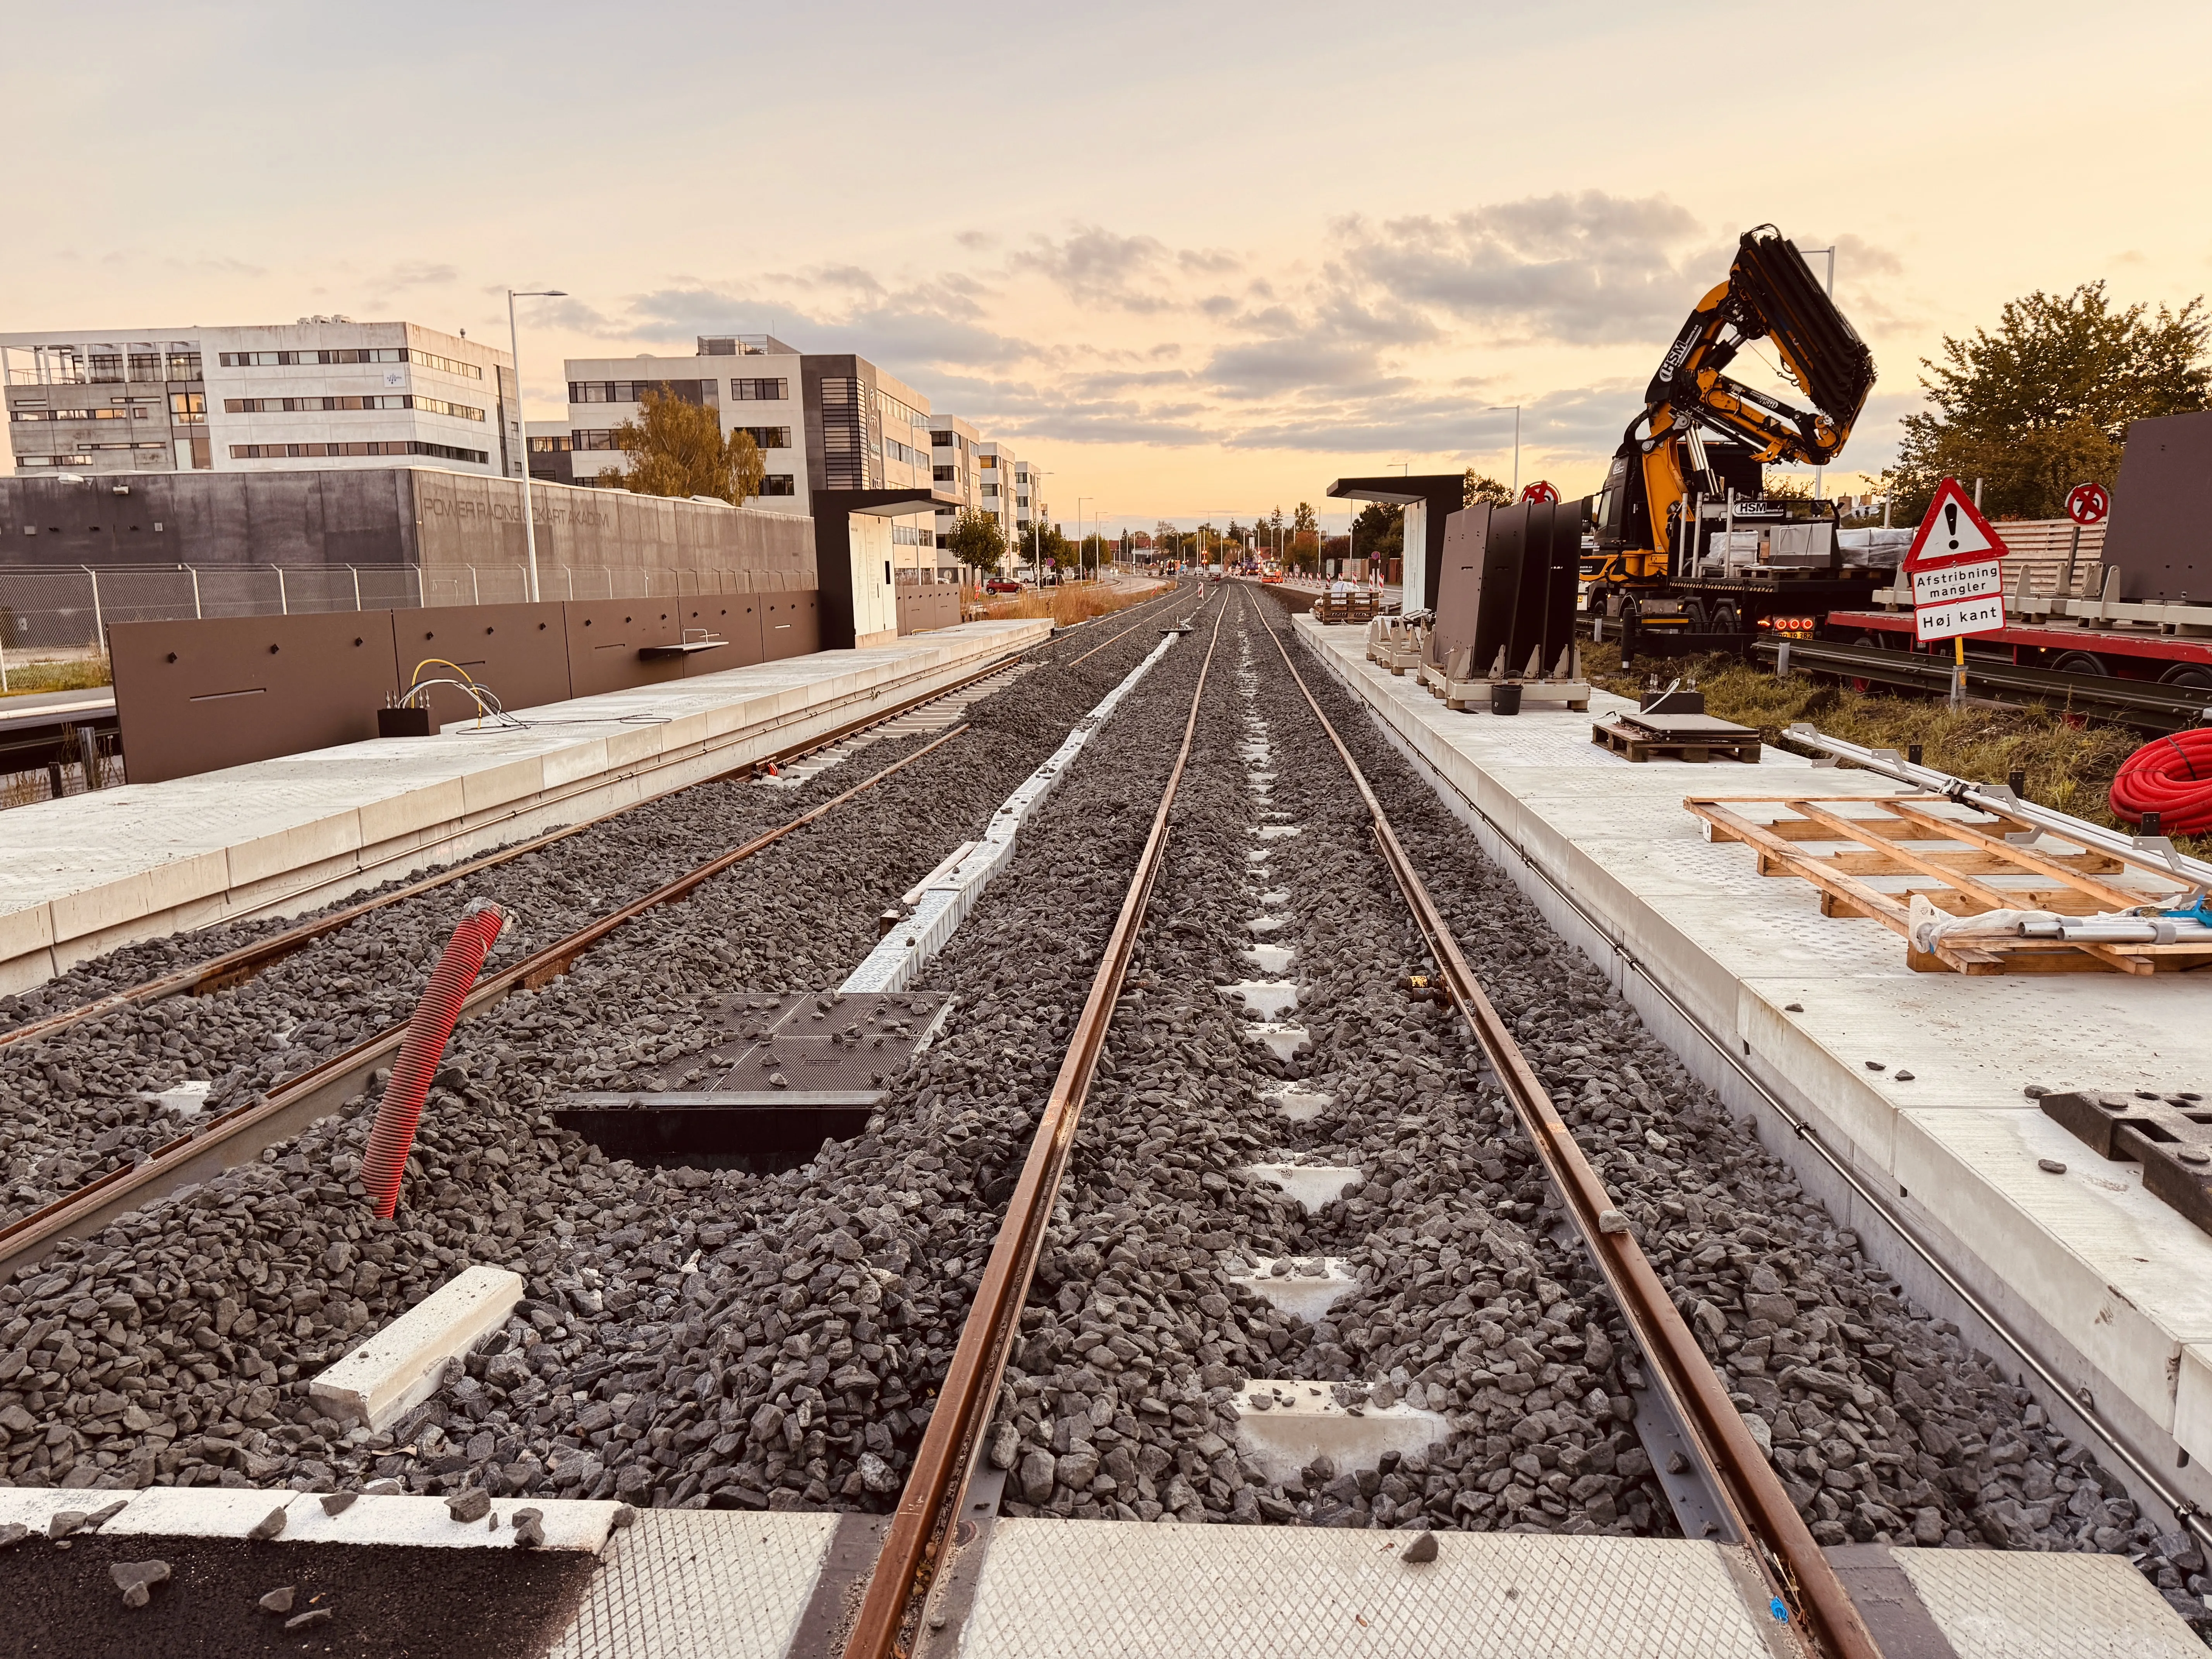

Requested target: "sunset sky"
[{"left": 6, "top": 0, "right": 2208, "bottom": 532}]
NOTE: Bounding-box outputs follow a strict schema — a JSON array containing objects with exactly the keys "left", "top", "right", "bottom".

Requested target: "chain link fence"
[{"left": 0, "top": 563, "right": 775, "bottom": 661}]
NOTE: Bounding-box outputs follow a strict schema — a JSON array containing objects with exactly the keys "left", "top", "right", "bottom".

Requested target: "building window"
[
  {"left": 170, "top": 392, "right": 207, "bottom": 424},
  {"left": 818, "top": 377, "right": 867, "bottom": 489},
  {"left": 730, "top": 378, "right": 789, "bottom": 400},
  {"left": 758, "top": 474, "right": 796, "bottom": 496},
  {"left": 982, "top": 483, "right": 998, "bottom": 499},
  {"left": 932, "top": 465, "right": 956, "bottom": 482},
  {"left": 891, "top": 523, "right": 933, "bottom": 545},
  {"left": 528, "top": 434, "right": 574, "bottom": 453},
  {"left": 128, "top": 352, "right": 164, "bottom": 381},
  {"left": 568, "top": 379, "right": 716, "bottom": 405},
  {"left": 216, "top": 347, "right": 483, "bottom": 377},
  {"left": 220, "top": 393, "right": 486, "bottom": 421},
  {"left": 89, "top": 353, "right": 124, "bottom": 384},
  {"left": 570, "top": 429, "right": 624, "bottom": 450},
  {"left": 884, "top": 437, "right": 924, "bottom": 468},
  {"left": 731, "top": 425, "right": 792, "bottom": 450},
  {"left": 19, "top": 454, "right": 93, "bottom": 467},
  {"left": 978, "top": 453, "right": 997, "bottom": 469},
  {"left": 228, "top": 439, "right": 490, "bottom": 464},
  {"left": 167, "top": 350, "right": 202, "bottom": 381}
]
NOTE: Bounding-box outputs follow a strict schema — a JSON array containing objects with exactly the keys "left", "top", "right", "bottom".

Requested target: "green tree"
[
  {"left": 1464, "top": 471, "right": 1513, "bottom": 508},
  {"left": 944, "top": 507, "right": 1006, "bottom": 575},
  {"left": 1350, "top": 502, "right": 1404, "bottom": 563},
  {"left": 1286, "top": 530, "right": 1320, "bottom": 572},
  {"left": 1883, "top": 282, "right": 2209, "bottom": 521},
  {"left": 1292, "top": 501, "right": 1317, "bottom": 536},
  {"left": 1028, "top": 522, "right": 1073, "bottom": 572},
  {"left": 600, "top": 389, "right": 766, "bottom": 503}
]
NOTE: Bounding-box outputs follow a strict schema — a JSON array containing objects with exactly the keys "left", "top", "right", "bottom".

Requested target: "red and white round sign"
[
  {"left": 2066, "top": 482, "right": 2111, "bottom": 526},
  {"left": 1520, "top": 480, "right": 1560, "bottom": 504}
]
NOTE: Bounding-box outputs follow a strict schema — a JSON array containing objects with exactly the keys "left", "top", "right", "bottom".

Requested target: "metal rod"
[{"left": 1785, "top": 722, "right": 2212, "bottom": 890}]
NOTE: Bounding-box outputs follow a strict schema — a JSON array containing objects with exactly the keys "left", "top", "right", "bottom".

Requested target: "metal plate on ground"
[
  {"left": 1889, "top": 1544, "right": 2203, "bottom": 1659},
  {"left": 957, "top": 1522, "right": 1776, "bottom": 1659},
  {"left": 546, "top": 1508, "right": 838, "bottom": 1659},
  {"left": 639, "top": 990, "right": 951, "bottom": 1094}
]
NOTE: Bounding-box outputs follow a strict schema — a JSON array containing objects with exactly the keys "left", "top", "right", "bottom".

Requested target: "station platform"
[
  {"left": 1292, "top": 611, "right": 2212, "bottom": 1523},
  {"left": 0, "top": 620, "right": 1048, "bottom": 995},
  {"left": 9, "top": 1481, "right": 2191, "bottom": 1657}
]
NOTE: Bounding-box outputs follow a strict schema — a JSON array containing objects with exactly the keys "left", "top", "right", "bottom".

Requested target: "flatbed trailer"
[{"left": 1828, "top": 596, "right": 2212, "bottom": 692}]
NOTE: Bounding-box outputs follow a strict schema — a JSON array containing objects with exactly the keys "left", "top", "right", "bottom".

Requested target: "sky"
[{"left": 6, "top": 0, "right": 2210, "bottom": 535}]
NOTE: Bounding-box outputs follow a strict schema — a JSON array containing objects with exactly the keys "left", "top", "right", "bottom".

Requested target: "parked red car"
[{"left": 983, "top": 577, "right": 1023, "bottom": 594}]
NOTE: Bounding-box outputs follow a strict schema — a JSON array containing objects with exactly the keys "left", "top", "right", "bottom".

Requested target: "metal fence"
[{"left": 0, "top": 563, "right": 787, "bottom": 658}]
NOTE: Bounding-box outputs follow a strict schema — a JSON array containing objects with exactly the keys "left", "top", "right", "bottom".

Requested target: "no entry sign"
[
  {"left": 2066, "top": 482, "right": 2111, "bottom": 526},
  {"left": 1905, "top": 479, "right": 2011, "bottom": 644}
]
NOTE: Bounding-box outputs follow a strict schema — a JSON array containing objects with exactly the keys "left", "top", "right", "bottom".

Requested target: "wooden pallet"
[
  {"left": 1594, "top": 718, "right": 1761, "bottom": 764},
  {"left": 1683, "top": 792, "right": 2212, "bottom": 975}
]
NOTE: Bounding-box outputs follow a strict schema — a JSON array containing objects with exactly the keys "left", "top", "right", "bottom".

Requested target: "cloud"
[{"left": 1328, "top": 191, "right": 1721, "bottom": 344}]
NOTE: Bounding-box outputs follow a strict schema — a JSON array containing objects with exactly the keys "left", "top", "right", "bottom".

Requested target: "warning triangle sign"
[{"left": 1905, "top": 477, "right": 2008, "bottom": 568}]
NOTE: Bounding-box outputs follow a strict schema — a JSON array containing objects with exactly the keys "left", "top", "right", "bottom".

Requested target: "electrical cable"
[{"left": 2110, "top": 728, "right": 2212, "bottom": 836}]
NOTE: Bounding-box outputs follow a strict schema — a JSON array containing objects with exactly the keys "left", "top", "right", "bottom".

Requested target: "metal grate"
[{"left": 546, "top": 1509, "right": 839, "bottom": 1659}]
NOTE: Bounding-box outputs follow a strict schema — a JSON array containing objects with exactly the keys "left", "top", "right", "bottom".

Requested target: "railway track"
[
  {"left": 0, "top": 584, "right": 1204, "bottom": 1266},
  {"left": 4, "top": 579, "right": 2192, "bottom": 1653}
]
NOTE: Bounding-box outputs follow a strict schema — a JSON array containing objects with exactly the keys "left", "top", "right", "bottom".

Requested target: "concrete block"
[
  {"left": 100, "top": 1486, "right": 291, "bottom": 1538},
  {"left": 281, "top": 1491, "right": 621, "bottom": 1552},
  {"left": 1264, "top": 1085, "right": 1334, "bottom": 1123},
  {"left": 457, "top": 755, "right": 546, "bottom": 816},
  {"left": 357, "top": 775, "right": 469, "bottom": 847},
  {"left": 1220, "top": 980, "right": 1299, "bottom": 1019},
  {"left": 1228, "top": 1257, "right": 1358, "bottom": 1321},
  {"left": 310, "top": 1265, "right": 524, "bottom": 1431},
  {"left": 1233, "top": 1379, "right": 1450, "bottom": 1484},
  {"left": 1244, "top": 1164, "right": 1363, "bottom": 1211}
]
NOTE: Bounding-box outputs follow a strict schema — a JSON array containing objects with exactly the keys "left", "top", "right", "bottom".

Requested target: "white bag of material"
[{"left": 1906, "top": 893, "right": 2059, "bottom": 954}]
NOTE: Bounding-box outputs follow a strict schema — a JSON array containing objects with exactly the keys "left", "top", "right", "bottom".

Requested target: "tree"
[
  {"left": 599, "top": 389, "right": 766, "bottom": 503},
  {"left": 1883, "top": 282, "right": 2209, "bottom": 522},
  {"left": 1350, "top": 502, "right": 1404, "bottom": 563},
  {"left": 1464, "top": 471, "right": 1513, "bottom": 508},
  {"left": 1291, "top": 501, "right": 1317, "bottom": 537},
  {"left": 1286, "top": 529, "right": 1321, "bottom": 573},
  {"left": 1028, "top": 522, "right": 1073, "bottom": 573},
  {"left": 944, "top": 507, "right": 1005, "bottom": 575}
]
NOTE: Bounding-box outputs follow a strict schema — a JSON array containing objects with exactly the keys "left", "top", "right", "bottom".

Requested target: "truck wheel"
[
  {"left": 2158, "top": 663, "right": 2212, "bottom": 692},
  {"left": 2051, "top": 651, "right": 2107, "bottom": 677}
]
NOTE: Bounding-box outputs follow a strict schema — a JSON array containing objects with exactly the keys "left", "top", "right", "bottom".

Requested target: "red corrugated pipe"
[
  {"left": 361, "top": 899, "right": 507, "bottom": 1218},
  {"left": 2110, "top": 728, "right": 2212, "bottom": 838}
]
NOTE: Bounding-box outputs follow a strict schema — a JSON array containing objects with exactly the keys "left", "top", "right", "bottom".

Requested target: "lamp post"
[
  {"left": 1075, "top": 497, "right": 1091, "bottom": 586},
  {"left": 507, "top": 288, "right": 567, "bottom": 602},
  {"left": 1029, "top": 470, "right": 1053, "bottom": 584},
  {"left": 1487, "top": 405, "right": 1521, "bottom": 496},
  {"left": 1804, "top": 246, "right": 1837, "bottom": 505}
]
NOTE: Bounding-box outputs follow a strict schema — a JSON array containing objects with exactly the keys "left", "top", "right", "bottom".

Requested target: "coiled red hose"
[
  {"left": 361, "top": 900, "right": 507, "bottom": 1218},
  {"left": 2110, "top": 728, "right": 2212, "bottom": 837}
]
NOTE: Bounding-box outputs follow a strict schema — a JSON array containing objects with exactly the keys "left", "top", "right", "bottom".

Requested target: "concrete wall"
[{"left": 0, "top": 467, "right": 815, "bottom": 587}]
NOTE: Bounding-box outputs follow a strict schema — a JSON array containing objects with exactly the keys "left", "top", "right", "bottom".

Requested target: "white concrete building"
[
  {"left": 929, "top": 415, "right": 980, "bottom": 560},
  {"left": 1, "top": 319, "right": 514, "bottom": 479},
  {"left": 561, "top": 334, "right": 940, "bottom": 574}
]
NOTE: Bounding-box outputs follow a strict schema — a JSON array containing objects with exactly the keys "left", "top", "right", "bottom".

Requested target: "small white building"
[{"left": 1, "top": 319, "right": 514, "bottom": 478}]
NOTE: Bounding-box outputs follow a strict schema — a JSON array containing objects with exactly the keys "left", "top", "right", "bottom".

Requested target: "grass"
[
  {"left": 977, "top": 579, "right": 1158, "bottom": 628},
  {"left": 1585, "top": 641, "right": 2153, "bottom": 832},
  {"left": 0, "top": 656, "right": 112, "bottom": 699}
]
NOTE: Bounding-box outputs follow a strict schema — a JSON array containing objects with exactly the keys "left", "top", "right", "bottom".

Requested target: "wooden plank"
[
  {"left": 1880, "top": 799, "right": 2159, "bottom": 910},
  {"left": 1690, "top": 802, "right": 1910, "bottom": 932}
]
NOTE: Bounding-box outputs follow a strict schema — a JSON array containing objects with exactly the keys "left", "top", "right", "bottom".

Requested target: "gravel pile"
[{"left": 0, "top": 596, "right": 1185, "bottom": 1229}]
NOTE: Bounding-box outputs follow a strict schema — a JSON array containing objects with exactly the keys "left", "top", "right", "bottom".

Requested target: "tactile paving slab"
[
  {"left": 1891, "top": 1546, "right": 2204, "bottom": 1659},
  {"left": 546, "top": 1508, "right": 838, "bottom": 1659},
  {"left": 956, "top": 1521, "right": 1776, "bottom": 1659}
]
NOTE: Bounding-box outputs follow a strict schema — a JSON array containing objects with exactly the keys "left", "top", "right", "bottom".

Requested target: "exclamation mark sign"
[{"left": 1945, "top": 503, "right": 1959, "bottom": 551}]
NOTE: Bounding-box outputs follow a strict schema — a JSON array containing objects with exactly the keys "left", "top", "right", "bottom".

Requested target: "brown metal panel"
[
  {"left": 392, "top": 602, "right": 573, "bottom": 726},
  {"left": 2104, "top": 412, "right": 2212, "bottom": 601},
  {"left": 109, "top": 611, "right": 402, "bottom": 785},
  {"left": 763, "top": 590, "right": 819, "bottom": 659},
  {"left": 560, "top": 597, "right": 684, "bottom": 699},
  {"left": 678, "top": 594, "right": 764, "bottom": 676}
]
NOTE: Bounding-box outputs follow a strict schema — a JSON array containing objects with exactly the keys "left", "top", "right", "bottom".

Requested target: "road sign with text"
[{"left": 1906, "top": 478, "right": 2010, "bottom": 644}]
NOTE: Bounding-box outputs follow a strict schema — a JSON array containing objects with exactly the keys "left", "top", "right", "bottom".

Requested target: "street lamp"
[
  {"left": 1028, "top": 470, "right": 1053, "bottom": 583},
  {"left": 1487, "top": 405, "right": 1521, "bottom": 496},
  {"left": 1803, "top": 246, "right": 1838, "bottom": 505},
  {"left": 507, "top": 288, "right": 567, "bottom": 603},
  {"left": 1075, "top": 497, "right": 1092, "bottom": 586}
]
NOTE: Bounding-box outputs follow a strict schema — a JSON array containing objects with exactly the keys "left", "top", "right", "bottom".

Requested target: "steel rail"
[
  {"left": 1060, "top": 583, "right": 1214, "bottom": 668},
  {"left": 1248, "top": 592, "right": 1875, "bottom": 1659},
  {"left": 1757, "top": 637, "right": 2212, "bottom": 733},
  {"left": 0, "top": 723, "right": 973, "bottom": 1279},
  {"left": 0, "top": 655, "right": 1034, "bottom": 1055},
  {"left": 840, "top": 597, "right": 1231, "bottom": 1659}
]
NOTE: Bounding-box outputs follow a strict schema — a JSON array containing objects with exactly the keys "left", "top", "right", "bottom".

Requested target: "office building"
[
  {"left": 929, "top": 415, "right": 981, "bottom": 565},
  {"left": 2, "top": 319, "right": 515, "bottom": 479}
]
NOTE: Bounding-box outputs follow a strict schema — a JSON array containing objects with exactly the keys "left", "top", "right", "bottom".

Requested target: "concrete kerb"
[
  {"left": 1285, "top": 614, "right": 2212, "bottom": 1536},
  {"left": 0, "top": 1483, "right": 623, "bottom": 1552}
]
